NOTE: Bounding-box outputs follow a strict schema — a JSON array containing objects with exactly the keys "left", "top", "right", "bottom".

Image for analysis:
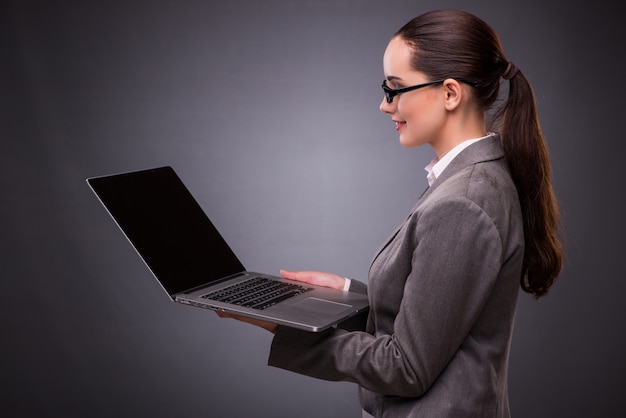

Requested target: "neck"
[{"left": 431, "top": 111, "right": 486, "bottom": 159}]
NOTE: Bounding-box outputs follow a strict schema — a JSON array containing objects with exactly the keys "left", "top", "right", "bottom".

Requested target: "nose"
[{"left": 379, "top": 97, "right": 394, "bottom": 114}]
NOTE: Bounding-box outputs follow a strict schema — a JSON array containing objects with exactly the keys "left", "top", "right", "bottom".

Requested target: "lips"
[{"left": 394, "top": 121, "right": 406, "bottom": 131}]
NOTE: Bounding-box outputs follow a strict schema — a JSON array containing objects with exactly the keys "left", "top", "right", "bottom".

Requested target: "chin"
[
  {"left": 398, "top": 135, "right": 420, "bottom": 148},
  {"left": 399, "top": 130, "right": 430, "bottom": 148}
]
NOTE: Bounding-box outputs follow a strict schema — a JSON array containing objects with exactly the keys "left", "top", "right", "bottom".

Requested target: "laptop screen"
[{"left": 88, "top": 166, "right": 246, "bottom": 296}]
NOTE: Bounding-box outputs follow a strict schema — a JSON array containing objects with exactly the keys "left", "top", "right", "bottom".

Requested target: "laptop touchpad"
[{"left": 294, "top": 297, "right": 352, "bottom": 314}]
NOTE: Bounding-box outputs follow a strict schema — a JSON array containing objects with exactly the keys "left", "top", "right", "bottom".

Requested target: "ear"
[{"left": 442, "top": 78, "right": 463, "bottom": 111}]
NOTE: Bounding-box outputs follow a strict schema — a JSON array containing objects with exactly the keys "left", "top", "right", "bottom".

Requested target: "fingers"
[
  {"left": 280, "top": 269, "right": 346, "bottom": 290},
  {"left": 215, "top": 311, "right": 278, "bottom": 333},
  {"left": 280, "top": 269, "right": 313, "bottom": 281},
  {"left": 280, "top": 269, "right": 326, "bottom": 285}
]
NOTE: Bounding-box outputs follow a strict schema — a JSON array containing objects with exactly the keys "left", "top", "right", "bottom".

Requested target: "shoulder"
[
  {"left": 414, "top": 158, "right": 522, "bottom": 243},
  {"left": 428, "top": 157, "right": 516, "bottom": 203},
  {"left": 428, "top": 135, "right": 519, "bottom": 214}
]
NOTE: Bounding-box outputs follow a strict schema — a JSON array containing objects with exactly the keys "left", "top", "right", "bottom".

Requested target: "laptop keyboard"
[{"left": 201, "top": 277, "right": 313, "bottom": 310}]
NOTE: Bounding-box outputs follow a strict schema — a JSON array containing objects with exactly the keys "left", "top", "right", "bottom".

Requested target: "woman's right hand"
[{"left": 280, "top": 269, "right": 347, "bottom": 291}]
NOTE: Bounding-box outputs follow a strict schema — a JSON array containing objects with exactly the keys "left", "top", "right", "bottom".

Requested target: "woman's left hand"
[{"left": 215, "top": 311, "right": 278, "bottom": 334}]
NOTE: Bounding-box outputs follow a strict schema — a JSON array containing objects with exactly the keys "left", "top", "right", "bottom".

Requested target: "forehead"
[{"left": 383, "top": 36, "right": 416, "bottom": 78}]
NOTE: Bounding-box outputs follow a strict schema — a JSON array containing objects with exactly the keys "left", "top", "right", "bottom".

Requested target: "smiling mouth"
[{"left": 395, "top": 121, "right": 406, "bottom": 131}]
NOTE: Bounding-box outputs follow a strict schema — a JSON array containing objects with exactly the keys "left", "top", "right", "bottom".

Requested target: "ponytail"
[{"left": 497, "top": 68, "right": 563, "bottom": 298}]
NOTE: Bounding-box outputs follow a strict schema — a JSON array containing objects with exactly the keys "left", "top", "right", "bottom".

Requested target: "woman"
[{"left": 219, "top": 9, "right": 563, "bottom": 417}]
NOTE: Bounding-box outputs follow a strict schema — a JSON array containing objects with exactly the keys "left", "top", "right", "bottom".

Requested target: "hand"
[
  {"left": 215, "top": 270, "right": 346, "bottom": 334},
  {"left": 215, "top": 311, "right": 278, "bottom": 334},
  {"left": 280, "top": 269, "right": 346, "bottom": 291}
]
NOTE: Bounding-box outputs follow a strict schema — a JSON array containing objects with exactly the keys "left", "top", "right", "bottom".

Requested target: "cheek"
[
  {"left": 399, "top": 95, "right": 442, "bottom": 128},
  {"left": 396, "top": 102, "right": 423, "bottom": 146},
  {"left": 397, "top": 99, "right": 425, "bottom": 129},
  {"left": 397, "top": 98, "right": 444, "bottom": 146},
  {"left": 397, "top": 100, "right": 414, "bottom": 122}
]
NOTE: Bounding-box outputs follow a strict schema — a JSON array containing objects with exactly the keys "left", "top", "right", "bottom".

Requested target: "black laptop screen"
[{"left": 88, "top": 166, "right": 246, "bottom": 296}]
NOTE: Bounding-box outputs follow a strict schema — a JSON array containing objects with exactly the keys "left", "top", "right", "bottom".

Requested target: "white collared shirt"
[{"left": 425, "top": 133, "right": 494, "bottom": 186}]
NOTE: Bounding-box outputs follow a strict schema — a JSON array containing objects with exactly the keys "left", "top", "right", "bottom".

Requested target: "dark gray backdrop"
[{"left": 2, "top": 1, "right": 623, "bottom": 417}]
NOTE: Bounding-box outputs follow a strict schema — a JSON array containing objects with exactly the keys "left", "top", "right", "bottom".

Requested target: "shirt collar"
[{"left": 425, "top": 133, "right": 494, "bottom": 186}]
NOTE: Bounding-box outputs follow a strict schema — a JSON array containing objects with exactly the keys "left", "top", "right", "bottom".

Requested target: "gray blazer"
[{"left": 269, "top": 135, "right": 524, "bottom": 418}]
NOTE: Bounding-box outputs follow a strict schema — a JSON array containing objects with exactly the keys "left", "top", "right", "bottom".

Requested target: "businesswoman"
[{"left": 219, "top": 9, "right": 563, "bottom": 417}]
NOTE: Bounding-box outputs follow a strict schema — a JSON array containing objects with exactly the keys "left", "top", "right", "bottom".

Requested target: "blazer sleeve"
[{"left": 268, "top": 195, "right": 506, "bottom": 398}]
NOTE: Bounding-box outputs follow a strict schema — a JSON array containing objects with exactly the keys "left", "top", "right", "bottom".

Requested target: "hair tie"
[{"left": 503, "top": 62, "right": 519, "bottom": 80}]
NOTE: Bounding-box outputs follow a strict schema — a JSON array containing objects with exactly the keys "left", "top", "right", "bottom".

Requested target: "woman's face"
[{"left": 380, "top": 37, "right": 447, "bottom": 149}]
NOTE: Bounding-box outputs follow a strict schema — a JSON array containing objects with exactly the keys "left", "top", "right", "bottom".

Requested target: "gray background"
[{"left": 2, "top": 0, "right": 623, "bottom": 417}]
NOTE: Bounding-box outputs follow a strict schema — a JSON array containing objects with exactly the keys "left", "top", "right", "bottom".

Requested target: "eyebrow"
[{"left": 386, "top": 75, "right": 403, "bottom": 81}]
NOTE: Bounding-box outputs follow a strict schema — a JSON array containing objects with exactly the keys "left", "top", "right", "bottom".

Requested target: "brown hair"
[{"left": 395, "top": 9, "right": 563, "bottom": 298}]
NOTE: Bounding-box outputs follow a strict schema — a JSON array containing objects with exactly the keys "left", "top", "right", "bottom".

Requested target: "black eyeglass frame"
[{"left": 381, "top": 79, "right": 479, "bottom": 103}]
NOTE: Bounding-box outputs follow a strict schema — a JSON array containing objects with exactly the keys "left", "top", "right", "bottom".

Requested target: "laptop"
[{"left": 87, "top": 166, "right": 369, "bottom": 332}]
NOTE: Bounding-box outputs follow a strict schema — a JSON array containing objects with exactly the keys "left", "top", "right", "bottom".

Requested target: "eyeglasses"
[
  {"left": 381, "top": 79, "right": 445, "bottom": 103},
  {"left": 381, "top": 79, "right": 479, "bottom": 103}
]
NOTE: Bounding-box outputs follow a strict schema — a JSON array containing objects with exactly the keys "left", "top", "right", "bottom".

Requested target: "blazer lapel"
[{"left": 368, "top": 135, "right": 505, "bottom": 271}]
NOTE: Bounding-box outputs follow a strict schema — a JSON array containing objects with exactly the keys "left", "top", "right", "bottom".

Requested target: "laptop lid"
[{"left": 87, "top": 166, "right": 245, "bottom": 297}]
